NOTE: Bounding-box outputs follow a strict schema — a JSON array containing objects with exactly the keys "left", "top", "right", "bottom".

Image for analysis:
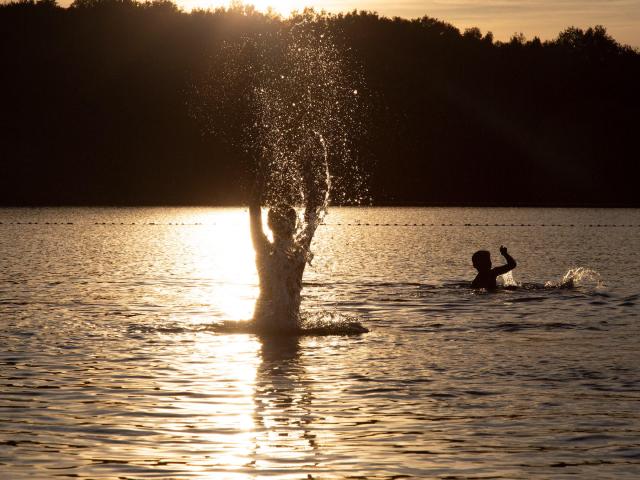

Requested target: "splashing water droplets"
[
  {"left": 545, "top": 267, "right": 605, "bottom": 290},
  {"left": 191, "top": 18, "right": 367, "bottom": 206},
  {"left": 501, "top": 270, "right": 519, "bottom": 287},
  {"left": 249, "top": 22, "right": 365, "bottom": 207}
]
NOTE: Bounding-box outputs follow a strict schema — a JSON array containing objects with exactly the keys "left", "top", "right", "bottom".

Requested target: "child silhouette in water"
[
  {"left": 471, "top": 246, "right": 517, "bottom": 290},
  {"left": 249, "top": 143, "right": 329, "bottom": 331}
]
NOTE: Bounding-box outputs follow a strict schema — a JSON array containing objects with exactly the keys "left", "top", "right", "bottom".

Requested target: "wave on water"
[
  {"left": 208, "top": 312, "right": 369, "bottom": 337},
  {"left": 128, "top": 313, "right": 369, "bottom": 337},
  {"left": 124, "top": 268, "right": 623, "bottom": 338}
]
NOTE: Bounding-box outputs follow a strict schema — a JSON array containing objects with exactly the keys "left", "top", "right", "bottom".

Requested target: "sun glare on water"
[{"left": 180, "top": 208, "right": 258, "bottom": 323}]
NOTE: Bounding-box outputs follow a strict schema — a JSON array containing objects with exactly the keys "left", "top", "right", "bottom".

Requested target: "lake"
[{"left": 1, "top": 207, "right": 639, "bottom": 479}]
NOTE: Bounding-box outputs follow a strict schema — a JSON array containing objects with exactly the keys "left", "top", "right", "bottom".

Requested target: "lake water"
[{"left": 1, "top": 207, "right": 639, "bottom": 479}]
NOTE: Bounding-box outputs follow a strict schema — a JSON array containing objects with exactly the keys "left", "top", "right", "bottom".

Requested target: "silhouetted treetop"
[{"left": 0, "top": 0, "right": 638, "bottom": 205}]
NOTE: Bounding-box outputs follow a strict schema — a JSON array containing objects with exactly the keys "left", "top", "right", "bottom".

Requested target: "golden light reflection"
[
  {"left": 159, "top": 209, "right": 320, "bottom": 477},
  {"left": 155, "top": 333, "right": 261, "bottom": 478},
  {"left": 152, "top": 332, "right": 318, "bottom": 478},
  {"left": 252, "top": 338, "right": 319, "bottom": 472},
  {"left": 180, "top": 208, "right": 258, "bottom": 322}
]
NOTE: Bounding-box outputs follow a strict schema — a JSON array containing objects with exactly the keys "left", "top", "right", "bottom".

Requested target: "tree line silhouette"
[{"left": 1, "top": 0, "right": 638, "bottom": 206}]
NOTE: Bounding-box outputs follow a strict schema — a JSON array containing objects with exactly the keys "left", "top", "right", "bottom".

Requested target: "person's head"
[
  {"left": 472, "top": 250, "right": 491, "bottom": 272},
  {"left": 267, "top": 205, "right": 297, "bottom": 240}
]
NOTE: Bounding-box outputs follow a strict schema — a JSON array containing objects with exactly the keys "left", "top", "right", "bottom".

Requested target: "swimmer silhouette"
[
  {"left": 249, "top": 137, "right": 329, "bottom": 332},
  {"left": 471, "top": 245, "right": 517, "bottom": 290}
]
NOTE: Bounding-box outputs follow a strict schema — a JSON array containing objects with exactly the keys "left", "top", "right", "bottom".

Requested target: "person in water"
[
  {"left": 249, "top": 150, "right": 329, "bottom": 332},
  {"left": 471, "top": 246, "right": 517, "bottom": 290}
]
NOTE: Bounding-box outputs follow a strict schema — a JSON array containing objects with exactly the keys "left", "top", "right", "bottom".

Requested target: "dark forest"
[{"left": 1, "top": 0, "right": 639, "bottom": 206}]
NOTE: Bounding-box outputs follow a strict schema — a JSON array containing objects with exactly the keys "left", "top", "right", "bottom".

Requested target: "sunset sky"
[{"left": 59, "top": 0, "right": 640, "bottom": 47}]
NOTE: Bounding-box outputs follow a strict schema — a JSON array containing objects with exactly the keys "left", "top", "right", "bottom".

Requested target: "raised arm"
[
  {"left": 249, "top": 187, "right": 269, "bottom": 254},
  {"left": 492, "top": 245, "right": 517, "bottom": 277}
]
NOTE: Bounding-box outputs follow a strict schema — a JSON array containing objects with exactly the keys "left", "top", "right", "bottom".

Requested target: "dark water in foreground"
[{"left": 1, "top": 207, "right": 639, "bottom": 479}]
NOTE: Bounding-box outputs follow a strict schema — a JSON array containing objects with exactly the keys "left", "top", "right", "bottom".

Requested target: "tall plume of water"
[
  {"left": 192, "top": 14, "right": 368, "bottom": 209},
  {"left": 191, "top": 16, "right": 370, "bottom": 332},
  {"left": 252, "top": 20, "right": 365, "bottom": 209}
]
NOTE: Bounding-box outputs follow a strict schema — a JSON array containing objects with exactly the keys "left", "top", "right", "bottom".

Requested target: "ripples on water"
[{"left": 1, "top": 207, "right": 639, "bottom": 479}]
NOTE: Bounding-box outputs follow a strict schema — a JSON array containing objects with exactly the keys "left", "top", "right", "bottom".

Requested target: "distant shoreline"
[{"left": 2, "top": 5, "right": 638, "bottom": 210}]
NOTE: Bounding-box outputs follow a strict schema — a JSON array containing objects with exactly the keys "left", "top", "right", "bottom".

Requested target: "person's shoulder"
[{"left": 255, "top": 241, "right": 272, "bottom": 255}]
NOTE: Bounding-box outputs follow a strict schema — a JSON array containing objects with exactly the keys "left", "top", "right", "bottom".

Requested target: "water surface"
[{"left": 1, "top": 207, "right": 639, "bottom": 478}]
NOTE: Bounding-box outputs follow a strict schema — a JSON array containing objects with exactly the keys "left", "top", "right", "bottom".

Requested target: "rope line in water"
[
  {"left": 0, "top": 222, "right": 639, "bottom": 227},
  {"left": 323, "top": 223, "right": 640, "bottom": 227}
]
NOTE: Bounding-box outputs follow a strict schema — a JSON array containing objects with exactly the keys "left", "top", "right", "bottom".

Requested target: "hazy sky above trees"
[{"left": 55, "top": 0, "right": 640, "bottom": 47}]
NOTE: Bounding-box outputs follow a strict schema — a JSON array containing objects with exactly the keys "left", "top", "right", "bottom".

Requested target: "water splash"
[
  {"left": 255, "top": 20, "right": 366, "bottom": 206},
  {"left": 192, "top": 16, "right": 368, "bottom": 332},
  {"left": 501, "top": 270, "right": 519, "bottom": 287},
  {"left": 545, "top": 267, "right": 605, "bottom": 289},
  {"left": 207, "top": 313, "right": 369, "bottom": 336},
  {"left": 193, "top": 15, "right": 368, "bottom": 206}
]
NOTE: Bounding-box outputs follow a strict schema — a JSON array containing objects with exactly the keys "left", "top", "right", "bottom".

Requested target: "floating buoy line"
[{"left": 0, "top": 222, "right": 638, "bottom": 228}]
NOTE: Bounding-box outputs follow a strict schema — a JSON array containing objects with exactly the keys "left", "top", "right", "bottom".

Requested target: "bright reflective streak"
[
  {"left": 156, "top": 333, "right": 262, "bottom": 478},
  {"left": 179, "top": 208, "right": 258, "bottom": 323}
]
